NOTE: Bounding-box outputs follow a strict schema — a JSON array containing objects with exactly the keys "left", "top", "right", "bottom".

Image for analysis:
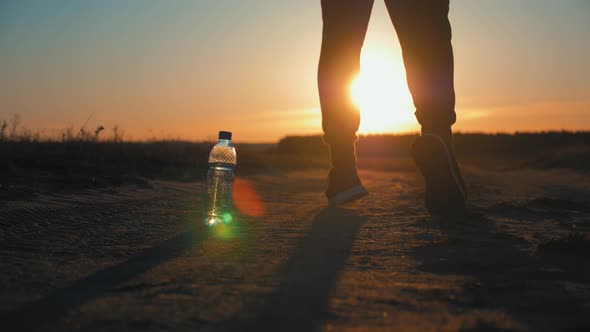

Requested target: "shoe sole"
[
  {"left": 412, "top": 134, "right": 466, "bottom": 216},
  {"left": 327, "top": 185, "right": 369, "bottom": 206}
]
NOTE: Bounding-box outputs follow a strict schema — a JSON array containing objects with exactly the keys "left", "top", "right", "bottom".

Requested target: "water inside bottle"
[{"left": 205, "top": 165, "right": 235, "bottom": 226}]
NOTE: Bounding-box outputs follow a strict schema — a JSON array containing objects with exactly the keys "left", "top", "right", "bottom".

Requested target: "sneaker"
[
  {"left": 411, "top": 132, "right": 467, "bottom": 216},
  {"left": 325, "top": 168, "right": 368, "bottom": 206}
]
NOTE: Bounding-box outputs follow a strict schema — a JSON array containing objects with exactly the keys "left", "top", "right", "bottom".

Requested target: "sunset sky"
[{"left": 1, "top": 0, "right": 588, "bottom": 142}]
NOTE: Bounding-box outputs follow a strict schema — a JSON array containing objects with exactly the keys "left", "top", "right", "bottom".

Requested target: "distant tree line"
[{"left": 277, "top": 131, "right": 590, "bottom": 157}]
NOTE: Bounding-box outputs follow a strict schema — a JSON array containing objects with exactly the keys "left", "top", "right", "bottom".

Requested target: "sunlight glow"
[
  {"left": 350, "top": 47, "right": 416, "bottom": 134},
  {"left": 232, "top": 178, "right": 265, "bottom": 217}
]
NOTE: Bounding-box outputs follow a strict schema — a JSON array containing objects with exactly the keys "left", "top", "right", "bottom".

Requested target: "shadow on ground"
[
  {"left": 2, "top": 225, "right": 211, "bottom": 331},
  {"left": 412, "top": 209, "right": 590, "bottom": 331},
  {"left": 224, "top": 207, "right": 366, "bottom": 332},
  {"left": 3, "top": 207, "right": 365, "bottom": 332}
]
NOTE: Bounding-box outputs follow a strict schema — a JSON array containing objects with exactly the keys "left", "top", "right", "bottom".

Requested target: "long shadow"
[
  {"left": 233, "top": 207, "right": 366, "bottom": 332},
  {"left": 3, "top": 224, "right": 210, "bottom": 331},
  {"left": 412, "top": 211, "right": 590, "bottom": 331}
]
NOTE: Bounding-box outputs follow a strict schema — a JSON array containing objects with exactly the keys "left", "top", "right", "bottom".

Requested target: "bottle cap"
[{"left": 218, "top": 131, "right": 232, "bottom": 140}]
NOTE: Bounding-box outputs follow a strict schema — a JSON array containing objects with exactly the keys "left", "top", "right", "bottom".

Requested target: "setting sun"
[{"left": 350, "top": 47, "right": 416, "bottom": 134}]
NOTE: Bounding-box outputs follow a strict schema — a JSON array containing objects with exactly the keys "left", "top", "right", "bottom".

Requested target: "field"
[{"left": 1, "top": 132, "right": 589, "bottom": 331}]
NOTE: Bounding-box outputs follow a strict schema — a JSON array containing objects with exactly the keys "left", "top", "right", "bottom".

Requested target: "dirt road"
[{"left": 1, "top": 164, "right": 589, "bottom": 331}]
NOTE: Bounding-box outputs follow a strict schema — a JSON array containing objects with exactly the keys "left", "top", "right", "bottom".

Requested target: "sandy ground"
[{"left": 1, "top": 161, "right": 589, "bottom": 331}]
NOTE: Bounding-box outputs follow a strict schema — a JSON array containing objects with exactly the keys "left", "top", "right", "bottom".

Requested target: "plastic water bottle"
[{"left": 204, "top": 131, "right": 237, "bottom": 226}]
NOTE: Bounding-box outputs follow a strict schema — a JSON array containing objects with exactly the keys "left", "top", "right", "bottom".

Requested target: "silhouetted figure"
[{"left": 319, "top": 0, "right": 466, "bottom": 215}]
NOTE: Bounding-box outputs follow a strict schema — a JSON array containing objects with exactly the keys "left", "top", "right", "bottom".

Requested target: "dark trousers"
[{"left": 318, "top": 0, "right": 456, "bottom": 147}]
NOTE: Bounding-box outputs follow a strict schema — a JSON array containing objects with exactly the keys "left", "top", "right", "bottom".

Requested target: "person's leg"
[
  {"left": 385, "top": 0, "right": 466, "bottom": 215},
  {"left": 318, "top": 0, "right": 374, "bottom": 205},
  {"left": 384, "top": 0, "right": 455, "bottom": 134}
]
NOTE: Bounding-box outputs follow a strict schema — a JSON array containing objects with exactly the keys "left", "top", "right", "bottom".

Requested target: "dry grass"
[{"left": 1, "top": 121, "right": 588, "bottom": 194}]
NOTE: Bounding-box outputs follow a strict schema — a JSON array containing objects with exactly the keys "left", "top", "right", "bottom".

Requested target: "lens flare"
[
  {"left": 222, "top": 212, "right": 233, "bottom": 224},
  {"left": 232, "top": 178, "right": 265, "bottom": 217},
  {"left": 210, "top": 222, "right": 241, "bottom": 239}
]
